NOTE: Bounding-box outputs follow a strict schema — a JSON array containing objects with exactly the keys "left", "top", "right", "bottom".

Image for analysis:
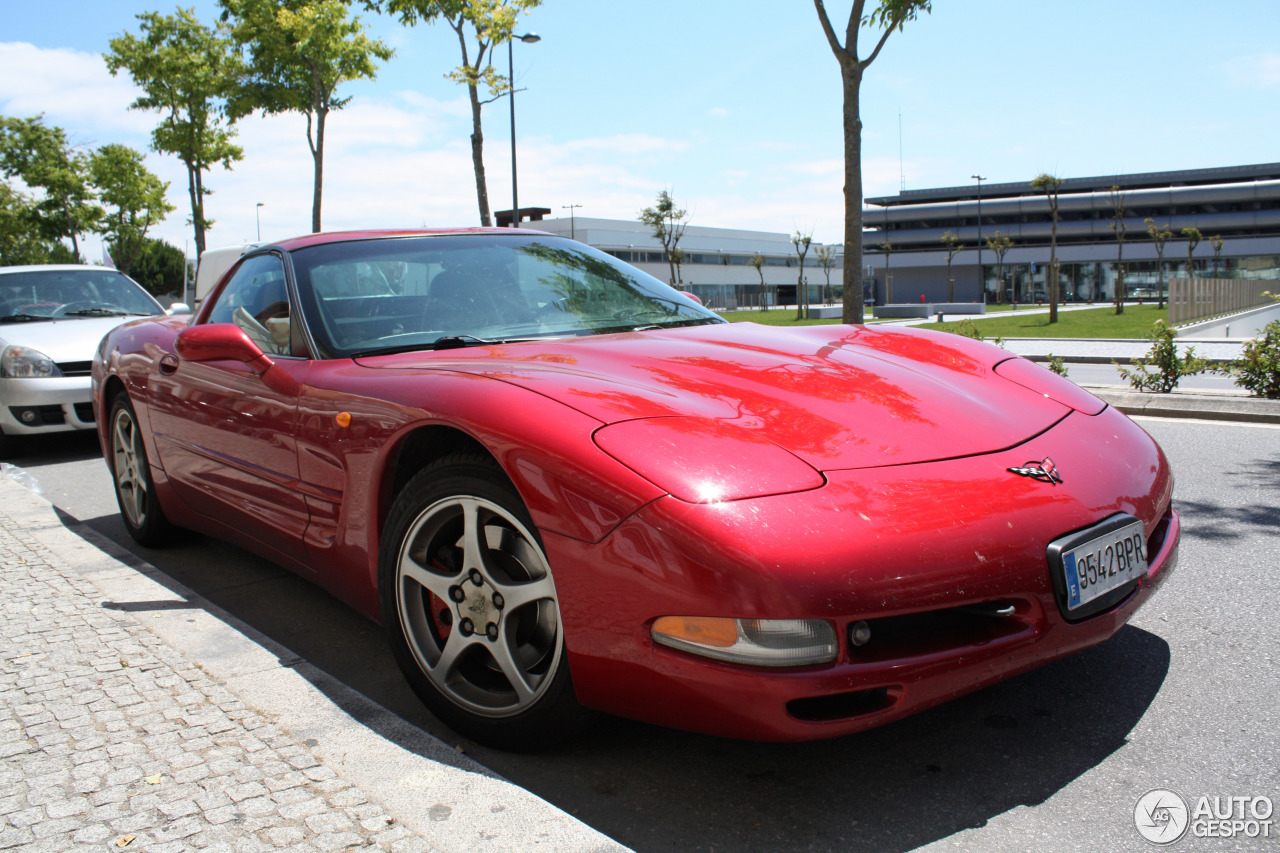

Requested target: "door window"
[{"left": 207, "top": 254, "right": 293, "bottom": 355}]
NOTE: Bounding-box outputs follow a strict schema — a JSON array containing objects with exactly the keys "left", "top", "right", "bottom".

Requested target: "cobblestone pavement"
[
  {"left": 0, "top": 480, "right": 626, "bottom": 853},
  {"left": 0, "top": 514, "right": 432, "bottom": 853}
]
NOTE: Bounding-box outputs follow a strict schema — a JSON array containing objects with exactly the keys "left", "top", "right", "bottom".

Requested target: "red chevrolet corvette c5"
[{"left": 92, "top": 229, "right": 1178, "bottom": 748}]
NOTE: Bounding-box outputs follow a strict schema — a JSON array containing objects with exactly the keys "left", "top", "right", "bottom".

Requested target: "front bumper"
[
  {"left": 0, "top": 376, "right": 96, "bottom": 436},
  {"left": 546, "top": 407, "right": 1179, "bottom": 741}
]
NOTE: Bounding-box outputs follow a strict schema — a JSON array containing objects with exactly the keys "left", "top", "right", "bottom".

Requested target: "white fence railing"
[{"left": 1168, "top": 278, "right": 1275, "bottom": 326}]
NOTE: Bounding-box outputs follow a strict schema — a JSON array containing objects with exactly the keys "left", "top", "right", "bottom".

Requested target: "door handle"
[{"left": 158, "top": 353, "right": 180, "bottom": 375}]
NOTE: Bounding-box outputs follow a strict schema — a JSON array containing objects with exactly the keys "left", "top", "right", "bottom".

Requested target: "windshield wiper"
[
  {"left": 430, "top": 334, "right": 500, "bottom": 350},
  {"left": 348, "top": 334, "right": 507, "bottom": 358},
  {"left": 0, "top": 313, "right": 50, "bottom": 323},
  {"left": 62, "top": 308, "right": 130, "bottom": 317}
]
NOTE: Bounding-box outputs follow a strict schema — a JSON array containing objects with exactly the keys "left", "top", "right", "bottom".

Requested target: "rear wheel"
[
  {"left": 109, "top": 394, "right": 177, "bottom": 547},
  {"left": 379, "top": 452, "right": 588, "bottom": 749}
]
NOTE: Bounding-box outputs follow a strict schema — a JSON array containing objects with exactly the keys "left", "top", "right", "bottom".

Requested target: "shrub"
[
  {"left": 1115, "top": 320, "right": 1207, "bottom": 393},
  {"left": 1217, "top": 319, "right": 1280, "bottom": 398}
]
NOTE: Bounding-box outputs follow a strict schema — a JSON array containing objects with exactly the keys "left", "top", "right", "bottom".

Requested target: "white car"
[{"left": 0, "top": 265, "right": 176, "bottom": 455}]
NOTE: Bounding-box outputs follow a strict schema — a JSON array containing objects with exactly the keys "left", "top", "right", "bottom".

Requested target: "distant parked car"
[{"left": 0, "top": 265, "right": 173, "bottom": 454}]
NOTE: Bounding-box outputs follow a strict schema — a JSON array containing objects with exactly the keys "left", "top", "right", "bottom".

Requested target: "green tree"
[
  {"left": 122, "top": 237, "right": 189, "bottom": 298},
  {"left": 1145, "top": 217, "right": 1172, "bottom": 309},
  {"left": 1181, "top": 227, "right": 1201, "bottom": 284},
  {"left": 815, "top": 243, "right": 838, "bottom": 304},
  {"left": 814, "top": 0, "right": 932, "bottom": 324},
  {"left": 986, "top": 231, "right": 1012, "bottom": 304},
  {"left": 368, "top": 0, "right": 541, "bottom": 227},
  {"left": 1109, "top": 185, "right": 1128, "bottom": 315},
  {"left": 793, "top": 230, "right": 813, "bottom": 320},
  {"left": 0, "top": 184, "right": 60, "bottom": 265},
  {"left": 1210, "top": 234, "right": 1225, "bottom": 276},
  {"left": 221, "top": 0, "right": 392, "bottom": 232},
  {"left": 105, "top": 8, "right": 244, "bottom": 258},
  {"left": 1031, "top": 172, "right": 1063, "bottom": 322},
  {"left": 638, "top": 190, "right": 689, "bottom": 286},
  {"left": 88, "top": 144, "right": 176, "bottom": 275},
  {"left": 940, "top": 230, "right": 961, "bottom": 302},
  {"left": 0, "top": 115, "right": 101, "bottom": 258},
  {"left": 749, "top": 252, "right": 767, "bottom": 311}
]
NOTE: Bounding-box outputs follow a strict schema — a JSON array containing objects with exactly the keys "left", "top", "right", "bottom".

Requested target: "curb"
[
  {"left": 1027, "top": 353, "right": 1237, "bottom": 366},
  {"left": 1084, "top": 386, "right": 1280, "bottom": 425},
  {"left": 0, "top": 475, "right": 630, "bottom": 853}
]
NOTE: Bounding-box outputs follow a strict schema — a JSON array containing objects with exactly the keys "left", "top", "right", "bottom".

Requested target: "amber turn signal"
[
  {"left": 652, "top": 616, "right": 837, "bottom": 667},
  {"left": 652, "top": 616, "right": 738, "bottom": 648}
]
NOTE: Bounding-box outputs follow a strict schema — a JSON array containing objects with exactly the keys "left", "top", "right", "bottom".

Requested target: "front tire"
[
  {"left": 108, "top": 394, "right": 177, "bottom": 547},
  {"left": 379, "top": 453, "right": 588, "bottom": 749}
]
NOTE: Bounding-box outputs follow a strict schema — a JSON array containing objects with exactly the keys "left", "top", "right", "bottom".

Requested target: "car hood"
[
  {"left": 0, "top": 315, "right": 150, "bottom": 364},
  {"left": 357, "top": 323, "right": 1075, "bottom": 472}
]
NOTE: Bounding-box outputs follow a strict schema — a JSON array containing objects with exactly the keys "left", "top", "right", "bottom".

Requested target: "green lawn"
[
  {"left": 719, "top": 308, "right": 844, "bottom": 326},
  {"left": 928, "top": 304, "right": 1168, "bottom": 338},
  {"left": 721, "top": 304, "right": 1169, "bottom": 338}
]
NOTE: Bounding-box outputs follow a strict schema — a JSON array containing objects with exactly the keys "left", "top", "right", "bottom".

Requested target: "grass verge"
[
  {"left": 720, "top": 304, "right": 1171, "bottom": 338},
  {"left": 928, "top": 304, "right": 1169, "bottom": 338}
]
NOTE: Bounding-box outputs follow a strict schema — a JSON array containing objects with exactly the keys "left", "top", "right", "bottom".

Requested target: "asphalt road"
[{"left": 5, "top": 416, "right": 1278, "bottom": 853}]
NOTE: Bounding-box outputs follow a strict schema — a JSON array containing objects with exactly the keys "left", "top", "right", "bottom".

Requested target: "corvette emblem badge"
[{"left": 1007, "top": 457, "right": 1063, "bottom": 485}]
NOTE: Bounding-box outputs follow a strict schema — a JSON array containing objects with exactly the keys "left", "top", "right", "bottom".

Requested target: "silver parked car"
[{"left": 0, "top": 265, "right": 174, "bottom": 455}]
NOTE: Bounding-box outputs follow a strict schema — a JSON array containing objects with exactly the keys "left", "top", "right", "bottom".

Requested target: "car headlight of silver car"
[{"left": 1, "top": 345, "right": 62, "bottom": 379}]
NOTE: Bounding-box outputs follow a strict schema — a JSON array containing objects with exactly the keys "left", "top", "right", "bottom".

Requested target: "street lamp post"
[
  {"left": 508, "top": 32, "right": 541, "bottom": 228},
  {"left": 971, "top": 175, "right": 985, "bottom": 303},
  {"left": 255, "top": 202, "right": 264, "bottom": 242},
  {"left": 562, "top": 203, "right": 582, "bottom": 240}
]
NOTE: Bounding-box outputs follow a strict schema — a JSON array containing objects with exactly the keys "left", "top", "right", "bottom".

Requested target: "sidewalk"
[{"left": 0, "top": 476, "right": 628, "bottom": 853}]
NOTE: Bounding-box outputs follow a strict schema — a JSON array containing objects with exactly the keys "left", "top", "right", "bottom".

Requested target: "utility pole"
[{"left": 562, "top": 203, "right": 582, "bottom": 240}]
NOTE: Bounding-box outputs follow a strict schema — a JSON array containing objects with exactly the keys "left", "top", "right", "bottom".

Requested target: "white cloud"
[
  {"left": 1222, "top": 53, "right": 1280, "bottom": 88},
  {"left": 0, "top": 42, "right": 151, "bottom": 139},
  {"left": 2, "top": 40, "right": 853, "bottom": 252},
  {"left": 708, "top": 106, "right": 729, "bottom": 118}
]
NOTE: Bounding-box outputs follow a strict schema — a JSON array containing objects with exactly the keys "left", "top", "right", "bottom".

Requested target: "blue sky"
[{"left": 2, "top": 0, "right": 1279, "bottom": 256}]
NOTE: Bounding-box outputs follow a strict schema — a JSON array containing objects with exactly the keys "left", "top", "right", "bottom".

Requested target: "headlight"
[
  {"left": 652, "top": 616, "right": 838, "bottom": 667},
  {"left": 1, "top": 345, "right": 61, "bottom": 379},
  {"left": 593, "top": 416, "right": 824, "bottom": 503},
  {"left": 994, "top": 356, "right": 1105, "bottom": 414}
]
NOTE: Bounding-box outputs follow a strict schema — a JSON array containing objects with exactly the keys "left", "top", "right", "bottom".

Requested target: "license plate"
[{"left": 1060, "top": 519, "right": 1147, "bottom": 610}]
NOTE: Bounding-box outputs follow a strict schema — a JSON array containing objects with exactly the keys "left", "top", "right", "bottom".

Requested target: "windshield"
[
  {"left": 0, "top": 269, "right": 163, "bottom": 322},
  {"left": 290, "top": 234, "right": 723, "bottom": 357}
]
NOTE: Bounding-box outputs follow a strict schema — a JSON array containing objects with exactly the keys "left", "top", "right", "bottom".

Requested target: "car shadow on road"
[{"left": 60, "top": 508, "right": 1171, "bottom": 853}]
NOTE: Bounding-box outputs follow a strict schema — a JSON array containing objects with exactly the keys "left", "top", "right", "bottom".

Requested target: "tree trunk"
[
  {"left": 467, "top": 82, "right": 491, "bottom": 227},
  {"left": 1048, "top": 206, "right": 1059, "bottom": 322},
  {"left": 840, "top": 59, "right": 865, "bottom": 324},
  {"left": 312, "top": 108, "right": 326, "bottom": 233},
  {"left": 187, "top": 161, "right": 205, "bottom": 258},
  {"left": 1115, "top": 242, "right": 1125, "bottom": 315}
]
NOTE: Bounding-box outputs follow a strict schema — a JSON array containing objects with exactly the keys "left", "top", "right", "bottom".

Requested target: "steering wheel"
[{"left": 51, "top": 301, "right": 129, "bottom": 316}]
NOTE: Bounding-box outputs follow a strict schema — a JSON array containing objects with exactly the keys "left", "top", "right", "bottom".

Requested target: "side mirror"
[
  {"left": 175, "top": 324, "right": 300, "bottom": 396},
  {"left": 176, "top": 323, "right": 264, "bottom": 365},
  {"left": 167, "top": 302, "right": 192, "bottom": 316}
]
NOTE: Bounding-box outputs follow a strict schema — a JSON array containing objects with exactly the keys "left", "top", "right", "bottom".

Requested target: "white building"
[{"left": 529, "top": 216, "right": 844, "bottom": 310}]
